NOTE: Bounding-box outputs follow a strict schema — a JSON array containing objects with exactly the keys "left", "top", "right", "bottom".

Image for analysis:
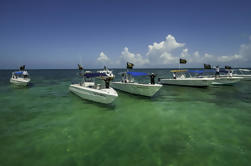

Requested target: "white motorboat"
[
  {"left": 212, "top": 76, "right": 243, "bottom": 85},
  {"left": 159, "top": 70, "right": 214, "bottom": 87},
  {"left": 232, "top": 69, "right": 251, "bottom": 81},
  {"left": 211, "top": 68, "right": 243, "bottom": 85},
  {"left": 112, "top": 81, "right": 162, "bottom": 97},
  {"left": 10, "top": 65, "right": 31, "bottom": 86},
  {"left": 69, "top": 70, "right": 118, "bottom": 104},
  {"left": 111, "top": 71, "right": 162, "bottom": 97}
]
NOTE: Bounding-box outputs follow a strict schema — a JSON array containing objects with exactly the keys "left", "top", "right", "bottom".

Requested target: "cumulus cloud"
[
  {"left": 238, "top": 37, "right": 251, "bottom": 59},
  {"left": 97, "top": 52, "right": 110, "bottom": 64},
  {"left": 180, "top": 48, "right": 189, "bottom": 58},
  {"left": 146, "top": 34, "right": 185, "bottom": 65},
  {"left": 215, "top": 36, "right": 251, "bottom": 65},
  {"left": 96, "top": 34, "right": 251, "bottom": 68},
  {"left": 178, "top": 49, "right": 215, "bottom": 65},
  {"left": 148, "top": 35, "right": 185, "bottom": 52},
  {"left": 121, "top": 47, "right": 149, "bottom": 66},
  {"left": 217, "top": 54, "right": 242, "bottom": 63}
]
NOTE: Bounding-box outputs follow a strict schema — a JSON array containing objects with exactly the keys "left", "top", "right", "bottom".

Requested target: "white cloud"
[
  {"left": 180, "top": 48, "right": 189, "bottom": 58},
  {"left": 146, "top": 34, "right": 185, "bottom": 65},
  {"left": 239, "top": 39, "right": 251, "bottom": 59},
  {"left": 215, "top": 36, "right": 251, "bottom": 65},
  {"left": 96, "top": 34, "right": 251, "bottom": 68},
  {"left": 97, "top": 52, "right": 110, "bottom": 64},
  {"left": 121, "top": 47, "right": 149, "bottom": 66},
  {"left": 148, "top": 35, "right": 185, "bottom": 52},
  {"left": 217, "top": 54, "right": 242, "bottom": 63}
]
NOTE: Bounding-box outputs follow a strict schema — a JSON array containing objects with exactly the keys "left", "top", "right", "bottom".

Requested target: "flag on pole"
[
  {"left": 78, "top": 64, "right": 83, "bottom": 70},
  {"left": 19, "top": 65, "right": 25, "bottom": 71},
  {"left": 179, "top": 58, "right": 187, "bottom": 64},
  {"left": 127, "top": 62, "right": 134, "bottom": 69},
  {"left": 225, "top": 65, "right": 232, "bottom": 69},
  {"left": 204, "top": 64, "right": 211, "bottom": 69}
]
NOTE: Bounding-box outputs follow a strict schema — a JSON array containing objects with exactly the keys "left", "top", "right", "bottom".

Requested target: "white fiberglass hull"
[
  {"left": 159, "top": 77, "right": 214, "bottom": 87},
  {"left": 10, "top": 78, "right": 30, "bottom": 86},
  {"left": 212, "top": 77, "right": 242, "bottom": 85},
  {"left": 233, "top": 74, "right": 251, "bottom": 81},
  {"left": 69, "top": 84, "right": 118, "bottom": 104},
  {"left": 111, "top": 82, "right": 162, "bottom": 97}
]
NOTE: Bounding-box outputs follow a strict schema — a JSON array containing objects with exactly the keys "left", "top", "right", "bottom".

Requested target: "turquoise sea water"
[{"left": 0, "top": 69, "right": 251, "bottom": 166}]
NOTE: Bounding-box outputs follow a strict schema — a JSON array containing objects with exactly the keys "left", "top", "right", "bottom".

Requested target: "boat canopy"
[
  {"left": 170, "top": 70, "right": 187, "bottom": 73},
  {"left": 219, "top": 69, "right": 229, "bottom": 73},
  {"left": 188, "top": 70, "right": 204, "bottom": 74},
  {"left": 14, "top": 71, "right": 23, "bottom": 75},
  {"left": 127, "top": 71, "right": 148, "bottom": 76},
  {"left": 203, "top": 69, "right": 215, "bottom": 73},
  {"left": 84, "top": 72, "right": 107, "bottom": 78}
]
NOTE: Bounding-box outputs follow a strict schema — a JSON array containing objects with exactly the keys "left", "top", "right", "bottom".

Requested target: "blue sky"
[{"left": 0, "top": 0, "right": 251, "bottom": 69}]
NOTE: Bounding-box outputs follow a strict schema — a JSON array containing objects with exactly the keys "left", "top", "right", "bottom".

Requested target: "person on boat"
[
  {"left": 173, "top": 72, "right": 176, "bottom": 79},
  {"left": 121, "top": 73, "right": 127, "bottom": 83},
  {"left": 121, "top": 72, "right": 129, "bottom": 83},
  {"left": 228, "top": 70, "right": 233, "bottom": 77},
  {"left": 105, "top": 78, "right": 111, "bottom": 88},
  {"left": 215, "top": 66, "right": 220, "bottom": 77},
  {"left": 150, "top": 73, "right": 156, "bottom": 84}
]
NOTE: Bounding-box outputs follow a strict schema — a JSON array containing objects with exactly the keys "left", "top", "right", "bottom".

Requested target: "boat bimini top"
[
  {"left": 126, "top": 71, "right": 148, "bottom": 76},
  {"left": 170, "top": 70, "right": 205, "bottom": 73},
  {"left": 84, "top": 72, "right": 107, "bottom": 78},
  {"left": 170, "top": 70, "right": 187, "bottom": 73},
  {"left": 13, "top": 71, "right": 29, "bottom": 75}
]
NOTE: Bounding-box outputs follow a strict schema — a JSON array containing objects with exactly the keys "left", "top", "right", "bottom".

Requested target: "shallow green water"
[{"left": 0, "top": 69, "right": 251, "bottom": 166}]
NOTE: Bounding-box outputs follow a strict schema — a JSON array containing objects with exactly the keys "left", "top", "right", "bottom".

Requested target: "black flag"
[
  {"left": 204, "top": 64, "right": 211, "bottom": 69},
  {"left": 78, "top": 64, "right": 83, "bottom": 70},
  {"left": 225, "top": 65, "right": 232, "bottom": 69},
  {"left": 179, "top": 58, "right": 187, "bottom": 64},
  {"left": 20, "top": 65, "right": 25, "bottom": 71},
  {"left": 127, "top": 62, "right": 134, "bottom": 69}
]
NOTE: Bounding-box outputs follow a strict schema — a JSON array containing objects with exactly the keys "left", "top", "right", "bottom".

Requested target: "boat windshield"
[
  {"left": 12, "top": 71, "right": 30, "bottom": 79},
  {"left": 84, "top": 77, "right": 93, "bottom": 82},
  {"left": 121, "top": 72, "right": 134, "bottom": 83}
]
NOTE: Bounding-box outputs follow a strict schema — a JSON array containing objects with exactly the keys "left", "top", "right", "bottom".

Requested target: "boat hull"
[
  {"left": 233, "top": 74, "right": 251, "bottom": 81},
  {"left": 159, "top": 78, "right": 214, "bottom": 87},
  {"left": 10, "top": 78, "right": 30, "bottom": 86},
  {"left": 212, "top": 77, "right": 242, "bottom": 85},
  {"left": 69, "top": 84, "right": 118, "bottom": 104},
  {"left": 111, "top": 82, "right": 162, "bottom": 97}
]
